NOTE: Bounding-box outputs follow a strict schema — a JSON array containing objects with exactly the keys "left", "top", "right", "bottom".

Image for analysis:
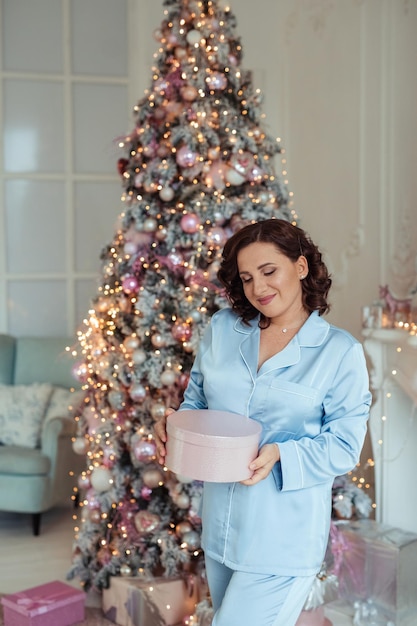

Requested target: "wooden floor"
[{"left": 0, "top": 504, "right": 355, "bottom": 624}]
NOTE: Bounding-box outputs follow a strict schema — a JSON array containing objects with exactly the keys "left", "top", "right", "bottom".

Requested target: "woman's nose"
[{"left": 252, "top": 276, "right": 267, "bottom": 295}]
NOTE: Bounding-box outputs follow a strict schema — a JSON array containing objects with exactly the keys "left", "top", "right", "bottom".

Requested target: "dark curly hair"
[{"left": 217, "top": 219, "right": 332, "bottom": 326}]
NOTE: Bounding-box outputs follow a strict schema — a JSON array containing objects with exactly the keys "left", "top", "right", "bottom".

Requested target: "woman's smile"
[{"left": 257, "top": 294, "right": 276, "bottom": 306}]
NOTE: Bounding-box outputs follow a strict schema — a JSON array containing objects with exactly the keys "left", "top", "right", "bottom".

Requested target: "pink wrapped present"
[
  {"left": 102, "top": 575, "right": 199, "bottom": 626},
  {"left": 165, "top": 409, "right": 262, "bottom": 482},
  {"left": 0, "top": 580, "right": 85, "bottom": 626},
  {"left": 334, "top": 520, "right": 417, "bottom": 625},
  {"left": 295, "top": 606, "right": 332, "bottom": 626}
]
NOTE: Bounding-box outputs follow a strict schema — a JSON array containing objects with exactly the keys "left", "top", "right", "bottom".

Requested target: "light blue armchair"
[{"left": 0, "top": 334, "right": 85, "bottom": 535}]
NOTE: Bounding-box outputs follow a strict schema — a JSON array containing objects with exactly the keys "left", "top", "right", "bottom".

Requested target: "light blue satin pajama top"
[{"left": 179, "top": 307, "right": 372, "bottom": 577}]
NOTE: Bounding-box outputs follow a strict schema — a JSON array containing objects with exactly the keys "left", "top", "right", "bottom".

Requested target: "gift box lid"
[
  {"left": 166, "top": 409, "right": 262, "bottom": 449},
  {"left": 1, "top": 581, "right": 85, "bottom": 617}
]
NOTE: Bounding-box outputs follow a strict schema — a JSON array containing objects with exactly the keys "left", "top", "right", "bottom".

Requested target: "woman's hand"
[
  {"left": 154, "top": 408, "right": 175, "bottom": 465},
  {"left": 240, "top": 443, "right": 280, "bottom": 486}
]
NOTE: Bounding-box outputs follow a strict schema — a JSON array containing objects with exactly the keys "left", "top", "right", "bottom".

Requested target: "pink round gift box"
[{"left": 165, "top": 409, "right": 262, "bottom": 483}]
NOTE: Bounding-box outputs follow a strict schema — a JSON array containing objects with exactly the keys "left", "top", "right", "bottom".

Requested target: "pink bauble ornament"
[
  {"left": 103, "top": 446, "right": 116, "bottom": 468},
  {"left": 150, "top": 401, "right": 166, "bottom": 420},
  {"left": 141, "top": 486, "right": 152, "bottom": 499},
  {"left": 205, "top": 161, "right": 228, "bottom": 190},
  {"left": 151, "top": 333, "right": 166, "bottom": 348},
  {"left": 78, "top": 473, "right": 91, "bottom": 490},
  {"left": 181, "top": 85, "right": 198, "bottom": 102},
  {"left": 123, "top": 241, "right": 137, "bottom": 256},
  {"left": 122, "top": 275, "right": 139, "bottom": 294},
  {"left": 143, "top": 467, "right": 164, "bottom": 489},
  {"left": 230, "top": 151, "right": 255, "bottom": 177},
  {"left": 156, "top": 143, "right": 170, "bottom": 157},
  {"left": 208, "top": 146, "right": 220, "bottom": 161},
  {"left": 206, "top": 226, "right": 227, "bottom": 248},
  {"left": 182, "top": 341, "right": 194, "bottom": 354},
  {"left": 206, "top": 71, "right": 227, "bottom": 91},
  {"left": 123, "top": 335, "right": 140, "bottom": 351},
  {"left": 133, "top": 439, "right": 157, "bottom": 463},
  {"left": 174, "top": 46, "right": 188, "bottom": 61},
  {"left": 129, "top": 383, "right": 147, "bottom": 402},
  {"left": 167, "top": 250, "right": 184, "bottom": 267},
  {"left": 172, "top": 321, "right": 192, "bottom": 342},
  {"left": 176, "top": 145, "right": 198, "bottom": 168},
  {"left": 248, "top": 165, "right": 264, "bottom": 182},
  {"left": 153, "top": 106, "right": 166, "bottom": 122},
  {"left": 72, "top": 361, "right": 88, "bottom": 383},
  {"left": 134, "top": 510, "right": 160, "bottom": 534},
  {"left": 89, "top": 509, "right": 101, "bottom": 524},
  {"left": 86, "top": 489, "right": 100, "bottom": 510},
  {"left": 156, "top": 226, "right": 168, "bottom": 241},
  {"left": 179, "top": 373, "right": 190, "bottom": 389},
  {"left": 180, "top": 213, "right": 200, "bottom": 234}
]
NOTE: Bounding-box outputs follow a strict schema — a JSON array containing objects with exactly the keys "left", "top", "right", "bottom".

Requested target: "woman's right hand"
[{"left": 154, "top": 408, "right": 175, "bottom": 465}]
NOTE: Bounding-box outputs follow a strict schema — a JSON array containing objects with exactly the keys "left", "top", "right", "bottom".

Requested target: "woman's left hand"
[{"left": 240, "top": 443, "right": 280, "bottom": 486}]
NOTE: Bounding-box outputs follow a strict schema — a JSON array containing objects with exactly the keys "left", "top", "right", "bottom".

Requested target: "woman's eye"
[
  {"left": 264, "top": 269, "right": 275, "bottom": 276},
  {"left": 241, "top": 277, "right": 252, "bottom": 284}
]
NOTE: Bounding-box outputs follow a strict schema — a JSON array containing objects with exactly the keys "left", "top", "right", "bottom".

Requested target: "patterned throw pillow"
[
  {"left": 44, "top": 386, "right": 85, "bottom": 421},
  {"left": 0, "top": 383, "right": 53, "bottom": 448}
]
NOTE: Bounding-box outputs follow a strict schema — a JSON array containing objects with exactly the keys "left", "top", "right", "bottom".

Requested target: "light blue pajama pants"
[{"left": 205, "top": 555, "right": 316, "bottom": 626}]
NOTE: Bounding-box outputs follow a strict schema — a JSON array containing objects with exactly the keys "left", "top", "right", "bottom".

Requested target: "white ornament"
[
  {"left": 186, "top": 29, "right": 202, "bottom": 46},
  {"left": 72, "top": 437, "right": 88, "bottom": 455},
  {"left": 91, "top": 466, "right": 113, "bottom": 493},
  {"left": 160, "top": 369, "right": 177, "bottom": 386},
  {"left": 225, "top": 167, "right": 246, "bottom": 186},
  {"left": 132, "top": 349, "right": 146, "bottom": 365},
  {"left": 123, "top": 336, "right": 140, "bottom": 351},
  {"left": 159, "top": 187, "right": 175, "bottom": 202}
]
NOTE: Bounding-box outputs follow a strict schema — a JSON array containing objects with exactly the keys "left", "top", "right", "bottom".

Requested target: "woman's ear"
[{"left": 298, "top": 255, "right": 309, "bottom": 279}]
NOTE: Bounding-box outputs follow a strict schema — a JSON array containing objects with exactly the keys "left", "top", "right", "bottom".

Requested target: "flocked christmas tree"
[{"left": 67, "top": 0, "right": 297, "bottom": 592}]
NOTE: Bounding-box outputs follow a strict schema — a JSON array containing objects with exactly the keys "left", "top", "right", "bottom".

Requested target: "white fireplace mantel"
[{"left": 362, "top": 329, "right": 417, "bottom": 533}]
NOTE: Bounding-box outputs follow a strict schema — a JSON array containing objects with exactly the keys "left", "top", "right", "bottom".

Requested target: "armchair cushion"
[
  {"left": 0, "top": 383, "right": 53, "bottom": 448},
  {"left": 0, "top": 445, "right": 51, "bottom": 475}
]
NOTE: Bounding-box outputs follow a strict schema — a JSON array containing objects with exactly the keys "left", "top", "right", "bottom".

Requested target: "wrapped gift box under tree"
[
  {"left": 332, "top": 519, "right": 417, "bottom": 625},
  {"left": 102, "top": 575, "right": 199, "bottom": 626},
  {"left": 0, "top": 580, "right": 85, "bottom": 626}
]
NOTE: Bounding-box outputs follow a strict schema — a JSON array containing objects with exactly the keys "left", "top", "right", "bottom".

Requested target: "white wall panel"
[
  {"left": 8, "top": 280, "right": 68, "bottom": 337},
  {"left": 74, "top": 181, "right": 123, "bottom": 273},
  {"left": 72, "top": 83, "right": 129, "bottom": 174},
  {"left": 2, "top": 0, "right": 63, "bottom": 73},
  {"left": 5, "top": 180, "right": 67, "bottom": 274},
  {"left": 71, "top": 0, "right": 128, "bottom": 76},
  {"left": 3, "top": 79, "right": 66, "bottom": 173}
]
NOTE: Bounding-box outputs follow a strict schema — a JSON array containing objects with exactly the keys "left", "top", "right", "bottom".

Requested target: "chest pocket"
[{"left": 264, "top": 379, "right": 322, "bottom": 439}]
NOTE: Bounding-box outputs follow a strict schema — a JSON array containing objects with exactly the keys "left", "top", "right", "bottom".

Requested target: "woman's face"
[{"left": 237, "top": 241, "right": 308, "bottom": 324}]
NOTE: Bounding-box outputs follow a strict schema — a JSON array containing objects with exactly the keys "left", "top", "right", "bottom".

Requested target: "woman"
[{"left": 154, "top": 219, "right": 371, "bottom": 626}]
